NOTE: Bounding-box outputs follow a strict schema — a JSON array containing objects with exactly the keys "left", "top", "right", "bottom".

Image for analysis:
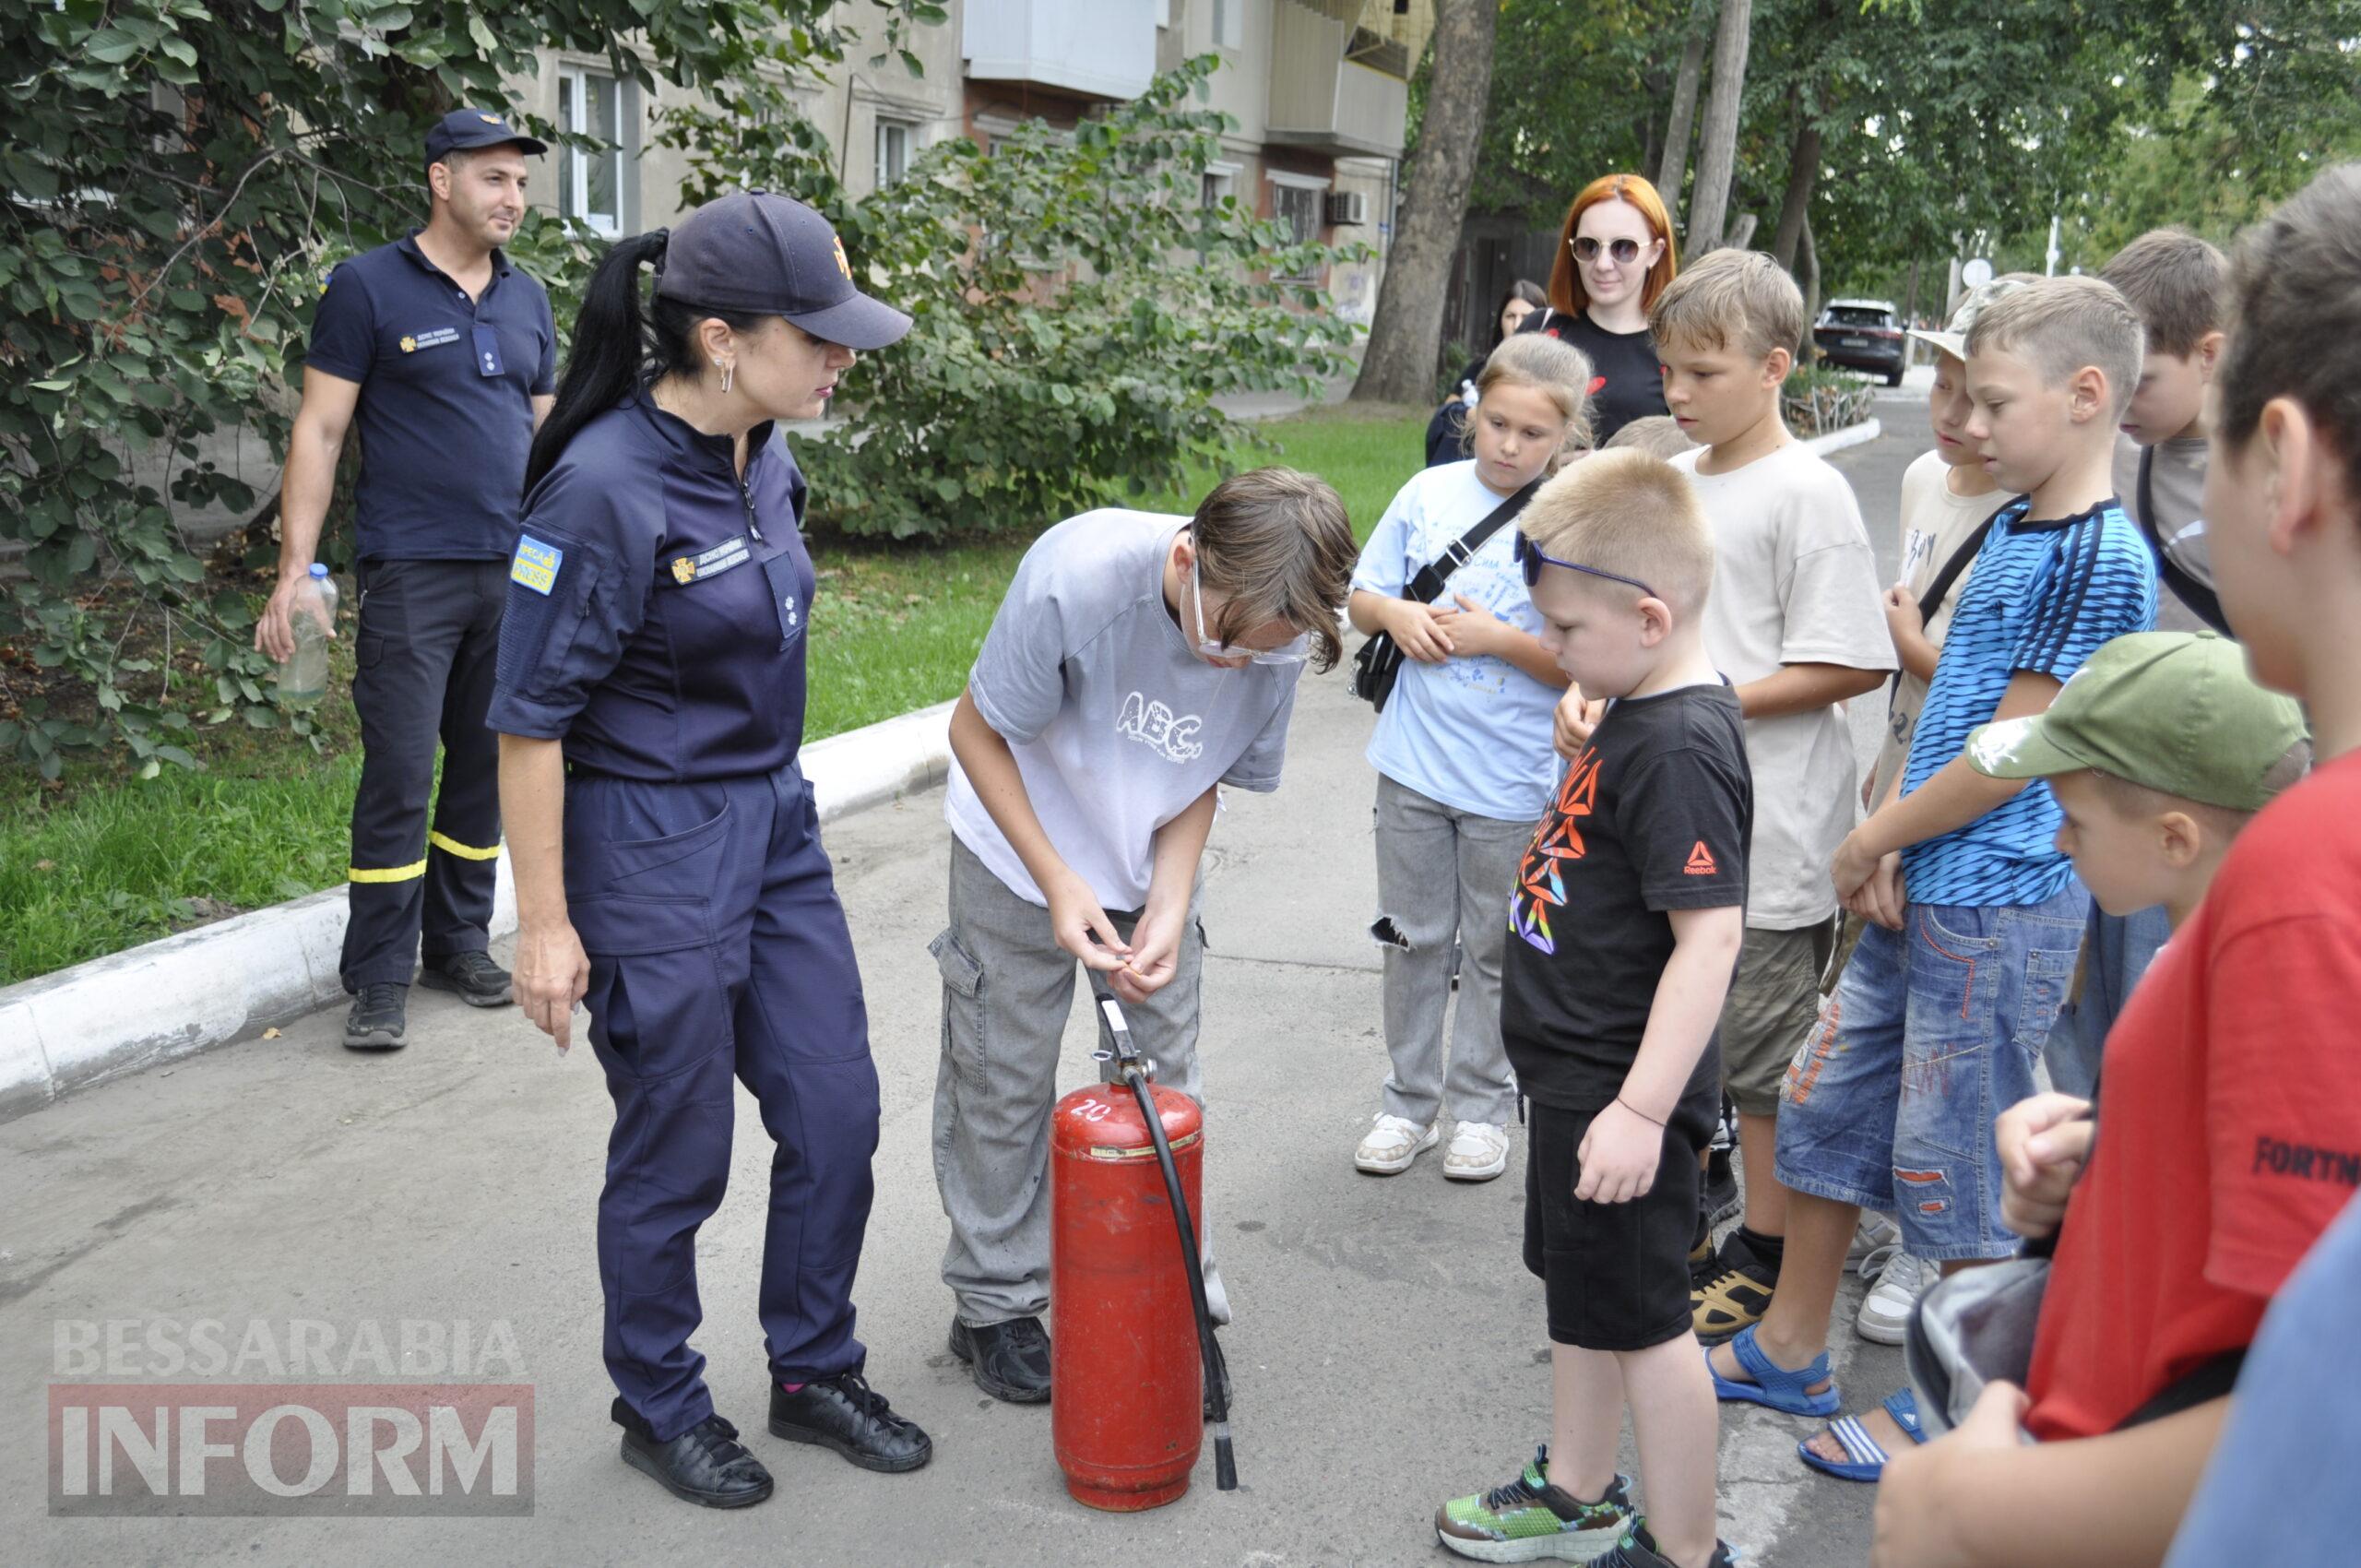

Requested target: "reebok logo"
[{"left": 1683, "top": 842, "right": 1718, "bottom": 876}]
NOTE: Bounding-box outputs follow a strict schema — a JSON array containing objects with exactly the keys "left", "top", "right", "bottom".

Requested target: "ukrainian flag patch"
[{"left": 511, "top": 535, "right": 563, "bottom": 596}]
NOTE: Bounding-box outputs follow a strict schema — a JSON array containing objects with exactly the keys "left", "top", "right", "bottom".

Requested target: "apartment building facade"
[{"left": 513, "top": 0, "right": 1431, "bottom": 319}]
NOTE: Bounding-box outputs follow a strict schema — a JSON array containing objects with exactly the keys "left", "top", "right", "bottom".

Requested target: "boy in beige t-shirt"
[{"left": 1644, "top": 253, "right": 1894, "bottom": 1343}]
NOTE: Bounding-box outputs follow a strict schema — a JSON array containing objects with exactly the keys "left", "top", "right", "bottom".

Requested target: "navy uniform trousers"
[
  {"left": 566, "top": 760, "right": 881, "bottom": 1443},
  {"left": 341, "top": 558, "right": 507, "bottom": 989}
]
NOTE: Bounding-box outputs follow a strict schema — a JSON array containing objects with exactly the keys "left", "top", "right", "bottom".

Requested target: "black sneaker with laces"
[
  {"left": 768, "top": 1367, "right": 932, "bottom": 1473},
  {"left": 419, "top": 949, "right": 515, "bottom": 1007},
  {"left": 1596, "top": 1521, "right": 1740, "bottom": 1567},
  {"left": 343, "top": 982, "right": 409, "bottom": 1051},
  {"left": 615, "top": 1404, "right": 773, "bottom": 1508},
  {"left": 1691, "top": 1229, "right": 1778, "bottom": 1343},
  {"left": 949, "top": 1314, "right": 1052, "bottom": 1403}
]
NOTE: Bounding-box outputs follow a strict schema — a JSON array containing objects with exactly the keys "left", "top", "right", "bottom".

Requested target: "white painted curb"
[
  {"left": 0, "top": 699, "right": 956, "bottom": 1121},
  {"left": 1803, "top": 417, "right": 1881, "bottom": 457}
]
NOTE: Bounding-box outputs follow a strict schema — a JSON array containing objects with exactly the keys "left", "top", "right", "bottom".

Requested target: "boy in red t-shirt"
[{"left": 1869, "top": 161, "right": 2361, "bottom": 1568}]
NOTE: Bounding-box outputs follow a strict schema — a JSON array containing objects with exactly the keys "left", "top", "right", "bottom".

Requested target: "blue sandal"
[
  {"left": 1705, "top": 1324, "right": 1841, "bottom": 1418},
  {"left": 1797, "top": 1388, "right": 1926, "bottom": 1482}
]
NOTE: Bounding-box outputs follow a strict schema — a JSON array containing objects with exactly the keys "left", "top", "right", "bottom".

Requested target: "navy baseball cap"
[
  {"left": 655, "top": 191, "right": 911, "bottom": 351},
  {"left": 423, "top": 108, "right": 548, "bottom": 169}
]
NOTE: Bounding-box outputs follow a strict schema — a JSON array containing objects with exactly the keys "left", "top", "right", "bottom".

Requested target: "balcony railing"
[
  {"left": 1265, "top": 0, "right": 1410, "bottom": 160},
  {"left": 963, "top": 0, "right": 1158, "bottom": 102}
]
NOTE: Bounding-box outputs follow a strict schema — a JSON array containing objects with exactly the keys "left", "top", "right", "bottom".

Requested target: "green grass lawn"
[{"left": 0, "top": 404, "right": 1429, "bottom": 985}]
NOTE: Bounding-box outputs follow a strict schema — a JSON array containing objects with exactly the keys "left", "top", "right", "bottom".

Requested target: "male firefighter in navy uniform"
[{"left": 256, "top": 109, "right": 558, "bottom": 1049}]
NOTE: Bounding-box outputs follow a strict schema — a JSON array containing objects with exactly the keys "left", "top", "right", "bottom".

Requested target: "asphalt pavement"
[{"left": 1, "top": 399, "right": 1932, "bottom": 1567}]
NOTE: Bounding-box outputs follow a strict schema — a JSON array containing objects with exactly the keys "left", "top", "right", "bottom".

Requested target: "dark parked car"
[{"left": 1814, "top": 299, "right": 1907, "bottom": 386}]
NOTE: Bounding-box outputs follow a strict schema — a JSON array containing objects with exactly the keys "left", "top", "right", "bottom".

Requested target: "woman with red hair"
[{"left": 1517, "top": 172, "right": 1679, "bottom": 444}]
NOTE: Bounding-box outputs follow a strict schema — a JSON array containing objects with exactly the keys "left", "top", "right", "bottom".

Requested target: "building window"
[
  {"left": 559, "top": 67, "right": 623, "bottom": 237},
  {"left": 1274, "top": 183, "right": 1322, "bottom": 246},
  {"left": 1212, "top": 0, "right": 1242, "bottom": 51},
  {"left": 1201, "top": 168, "right": 1235, "bottom": 210},
  {"left": 874, "top": 119, "right": 913, "bottom": 188}
]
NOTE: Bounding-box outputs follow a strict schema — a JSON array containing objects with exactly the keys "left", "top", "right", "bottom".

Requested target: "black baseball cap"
[
  {"left": 655, "top": 191, "right": 911, "bottom": 352},
  {"left": 423, "top": 109, "right": 548, "bottom": 169}
]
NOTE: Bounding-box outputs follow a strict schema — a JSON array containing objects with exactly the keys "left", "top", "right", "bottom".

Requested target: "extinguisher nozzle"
[{"left": 1212, "top": 1428, "right": 1237, "bottom": 1491}]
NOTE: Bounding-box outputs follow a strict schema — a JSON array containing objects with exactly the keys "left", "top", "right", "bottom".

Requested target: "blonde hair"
[
  {"left": 1603, "top": 414, "right": 1695, "bottom": 459},
  {"left": 1647, "top": 248, "right": 1804, "bottom": 363},
  {"left": 1964, "top": 275, "right": 2146, "bottom": 420},
  {"left": 1191, "top": 466, "right": 1357, "bottom": 672},
  {"left": 1519, "top": 448, "right": 1715, "bottom": 615},
  {"left": 1463, "top": 332, "right": 1596, "bottom": 469}
]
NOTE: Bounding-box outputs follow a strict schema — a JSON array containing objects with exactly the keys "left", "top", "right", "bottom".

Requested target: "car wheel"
[{"left": 1885, "top": 366, "right": 1904, "bottom": 386}]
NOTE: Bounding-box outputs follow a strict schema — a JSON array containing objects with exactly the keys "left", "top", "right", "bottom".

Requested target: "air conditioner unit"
[{"left": 1323, "top": 190, "right": 1368, "bottom": 227}]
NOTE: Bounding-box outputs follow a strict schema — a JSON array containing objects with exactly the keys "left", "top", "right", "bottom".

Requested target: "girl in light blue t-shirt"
[{"left": 1347, "top": 333, "right": 1595, "bottom": 1182}]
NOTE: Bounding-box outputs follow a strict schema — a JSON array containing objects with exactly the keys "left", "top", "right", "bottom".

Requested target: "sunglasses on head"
[
  {"left": 1514, "top": 531, "right": 1657, "bottom": 600},
  {"left": 1571, "top": 236, "right": 1648, "bottom": 265}
]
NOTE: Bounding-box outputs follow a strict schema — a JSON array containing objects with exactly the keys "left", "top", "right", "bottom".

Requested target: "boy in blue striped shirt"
[{"left": 1702, "top": 276, "right": 2158, "bottom": 1480}]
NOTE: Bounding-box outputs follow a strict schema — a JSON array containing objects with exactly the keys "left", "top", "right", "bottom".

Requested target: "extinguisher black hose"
[{"left": 1120, "top": 1061, "right": 1238, "bottom": 1492}]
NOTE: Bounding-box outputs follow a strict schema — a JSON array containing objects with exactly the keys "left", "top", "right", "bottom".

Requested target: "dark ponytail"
[{"left": 525, "top": 228, "right": 766, "bottom": 493}]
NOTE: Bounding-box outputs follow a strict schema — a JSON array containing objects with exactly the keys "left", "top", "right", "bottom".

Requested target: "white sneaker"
[
  {"left": 1354, "top": 1113, "right": 1440, "bottom": 1175},
  {"left": 1848, "top": 1211, "right": 1903, "bottom": 1276},
  {"left": 1442, "top": 1121, "right": 1511, "bottom": 1182},
  {"left": 1856, "top": 1249, "right": 1931, "bottom": 1345}
]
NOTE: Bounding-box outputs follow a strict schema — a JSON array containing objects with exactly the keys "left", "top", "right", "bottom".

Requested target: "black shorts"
[{"left": 1523, "top": 1091, "right": 1717, "bottom": 1351}]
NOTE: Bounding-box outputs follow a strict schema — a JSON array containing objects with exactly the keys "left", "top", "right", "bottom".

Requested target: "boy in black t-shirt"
[{"left": 1433, "top": 450, "right": 1750, "bottom": 1568}]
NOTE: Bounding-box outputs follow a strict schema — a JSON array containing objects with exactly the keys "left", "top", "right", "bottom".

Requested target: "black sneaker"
[
  {"left": 1703, "top": 1146, "right": 1740, "bottom": 1228},
  {"left": 768, "top": 1368, "right": 931, "bottom": 1473},
  {"left": 1691, "top": 1230, "right": 1778, "bottom": 1343},
  {"left": 343, "top": 982, "right": 409, "bottom": 1051},
  {"left": 1596, "top": 1521, "right": 1740, "bottom": 1567},
  {"left": 419, "top": 950, "right": 514, "bottom": 1007},
  {"left": 948, "top": 1314, "right": 1052, "bottom": 1404},
  {"left": 615, "top": 1405, "right": 773, "bottom": 1509}
]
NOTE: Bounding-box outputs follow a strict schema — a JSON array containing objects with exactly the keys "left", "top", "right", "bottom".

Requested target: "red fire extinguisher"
[{"left": 1050, "top": 976, "right": 1238, "bottom": 1512}]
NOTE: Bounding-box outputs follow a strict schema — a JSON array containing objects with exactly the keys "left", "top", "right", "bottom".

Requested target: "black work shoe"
[
  {"left": 768, "top": 1369, "right": 932, "bottom": 1473},
  {"left": 615, "top": 1406, "right": 773, "bottom": 1509},
  {"left": 419, "top": 949, "right": 514, "bottom": 1007},
  {"left": 948, "top": 1314, "right": 1052, "bottom": 1404},
  {"left": 343, "top": 982, "right": 409, "bottom": 1051}
]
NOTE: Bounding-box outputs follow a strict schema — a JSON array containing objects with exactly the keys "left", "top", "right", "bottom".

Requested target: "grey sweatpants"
[
  {"left": 930, "top": 837, "right": 1228, "bottom": 1328},
  {"left": 1370, "top": 775, "right": 1529, "bottom": 1129}
]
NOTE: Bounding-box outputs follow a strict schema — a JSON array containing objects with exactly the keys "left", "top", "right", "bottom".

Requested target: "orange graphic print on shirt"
[
  {"left": 1684, "top": 841, "right": 1718, "bottom": 875},
  {"left": 1512, "top": 744, "right": 1600, "bottom": 956}
]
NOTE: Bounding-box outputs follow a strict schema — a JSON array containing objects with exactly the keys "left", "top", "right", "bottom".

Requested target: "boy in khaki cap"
[{"left": 1871, "top": 628, "right": 2316, "bottom": 1566}]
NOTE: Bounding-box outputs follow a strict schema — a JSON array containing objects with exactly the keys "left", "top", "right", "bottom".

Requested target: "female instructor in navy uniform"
[{"left": 489, "top": 192, "right": 927, "bottom": 1509}]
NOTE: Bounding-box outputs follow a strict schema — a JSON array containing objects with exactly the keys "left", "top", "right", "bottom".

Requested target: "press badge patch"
[{"left": 511, "top": 535, "right": 564, "bottom": 596}]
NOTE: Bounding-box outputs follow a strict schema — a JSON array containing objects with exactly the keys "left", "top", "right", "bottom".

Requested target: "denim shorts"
[{"left": 1774, "top": 889, "right": 2087, "bottom": 1261}]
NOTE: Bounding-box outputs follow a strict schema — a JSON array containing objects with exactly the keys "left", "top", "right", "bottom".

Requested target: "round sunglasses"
[{"left": 1571, "top": 236, "right": 1652, "bottom": 266}]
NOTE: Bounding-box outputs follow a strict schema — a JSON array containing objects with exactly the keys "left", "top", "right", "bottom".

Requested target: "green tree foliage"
[{"left": 662, "top": 54, "right": 1363, "bottom": 538}]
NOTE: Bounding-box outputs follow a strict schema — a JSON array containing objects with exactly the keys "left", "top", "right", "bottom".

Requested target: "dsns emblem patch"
[{"left": 671, "top": 557, "right": 696, "bottom": 585}]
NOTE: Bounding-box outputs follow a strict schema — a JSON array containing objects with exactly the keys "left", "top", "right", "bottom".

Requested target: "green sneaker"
[
  {"left": 1435, "top": 1445, "right": 1634, "bottom": 1562},
  {"left": 1595, "top": 1522, "right": 1741, "bottom": 1568}
]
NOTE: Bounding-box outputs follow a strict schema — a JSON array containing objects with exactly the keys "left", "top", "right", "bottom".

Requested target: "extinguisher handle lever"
[{"left": 1087, "top": 972, "right": 1152, "bottom": 1079}]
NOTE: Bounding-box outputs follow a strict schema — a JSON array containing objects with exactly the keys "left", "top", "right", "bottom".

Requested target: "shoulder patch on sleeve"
[{"left": 511, "top": 534, "right": 563, "bottom": 596}]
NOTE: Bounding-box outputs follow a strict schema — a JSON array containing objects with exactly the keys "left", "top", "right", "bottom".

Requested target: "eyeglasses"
[
  {"left": 1514, "top": 531, "right": 1657, "bottom": 599},
  {"left": 1571, "top": 236, "right": 1648, "bottom": 266},
  {"left": 1191, "top": 560, "right": 1310, "bottom": 665}
]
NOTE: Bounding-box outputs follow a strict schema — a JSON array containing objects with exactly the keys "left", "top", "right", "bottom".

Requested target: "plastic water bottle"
[{"left": 275, "top": 563, "right": 338, "bottom": 708}]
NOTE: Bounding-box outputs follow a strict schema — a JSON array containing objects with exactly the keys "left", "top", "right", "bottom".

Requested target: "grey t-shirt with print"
[
  {"left": 946, "top": 508, "right": 1300, "bottom": 910},
  {"left": 2111, "top": 431, "right": 2213, "bottom": 634}
]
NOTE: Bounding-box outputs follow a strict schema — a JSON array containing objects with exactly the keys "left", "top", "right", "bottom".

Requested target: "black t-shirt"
[
  {"left": 1501, "top": 682, "right": 1751, "bottom": 1109},
  {"left": 1518, "top": 307, "right": 1667, "bottom": 445}
]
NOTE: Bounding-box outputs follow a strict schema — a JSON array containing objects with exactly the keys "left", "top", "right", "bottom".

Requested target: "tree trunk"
[
  {"left": 1349, "top": 0, "right": 1501, "bottom": 405},
  {"left": 1797, "top": 212, "right": 1821, "bottom": 356},
  {"left": 1655, "top": 2, "right": 1711, "bottom": 231},
  {"left": 1770, "top": 97, "right": 1820, "bottom": 273},
  {"left": 1684, "top": 0, "right": 1752, "bottom": 253},
  {"left": 1725, "top": 212, "right": 1758, "bottom": 250}
]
